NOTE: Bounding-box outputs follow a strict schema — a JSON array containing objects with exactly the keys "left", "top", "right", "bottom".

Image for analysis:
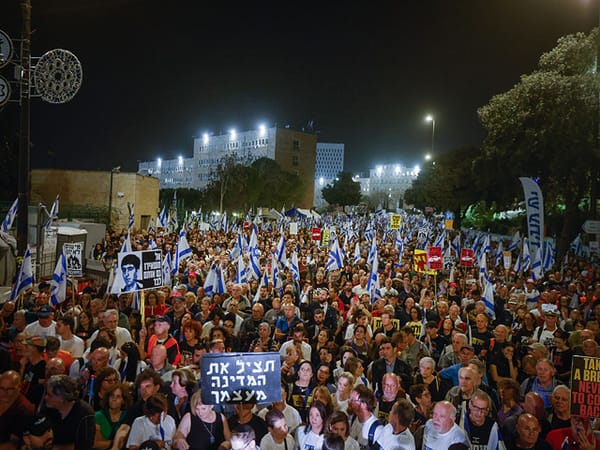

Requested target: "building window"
[
  {"left": 292, "top": 155, "right": 299, "bottom": 166},
  {"left": 293, "top": 139, "right": 300, "bottom": 151}
]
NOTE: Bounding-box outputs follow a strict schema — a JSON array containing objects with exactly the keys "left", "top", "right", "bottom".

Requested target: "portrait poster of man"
[{"left": 114, "top": 250, "right": 163, "bottom": 293}]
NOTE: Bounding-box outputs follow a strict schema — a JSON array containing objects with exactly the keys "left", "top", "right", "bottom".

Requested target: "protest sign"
[
  {"left": 460, "top": 248, "right": 475, "bottom": 267},
  {"left": 63, "top": 242, "right": 83, "bottom": 278},
  {"left": 571, "top": 355, "right": 600, "bottom": 418},
  {"left": 113, "top": 250, "right": 163, "bottom": 293},
  {"left": 200, "top": 352, "right": 281, "bottom": 404}
]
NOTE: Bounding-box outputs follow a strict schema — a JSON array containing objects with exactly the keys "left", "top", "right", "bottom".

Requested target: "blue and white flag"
[
  {"left": 236, "top": 255, "right": 247, "bottom": 284},
  {"left": 148, "top": 237, "right": 158, "bottom": 250},
  {"left": 531, "top": 246, "right": 544, "bottom": 281},
  {"left": 271, "top": 254, "right": 283, "bottom": 292},
  {"left": 353, "top": 242, "right": 361, "bottom": 265},
  {"left": 170, "top": 210, "right": 178, "bottom": 232},
  {"left": 253, "top": 268, "right": 270, "bottom": 304},
  {"left": 494, "top": 240, "right": 503, "bottom": 268},
  {"left": 366, "top": 238, "right": 377, "bottom": 269},
  {"left": 521, "top": 238, "right": 531, "bottom": 273},
  {"left": 45, "top": 195, "right": 60, "bottom": 230},
  {"left": 366, "top": 248, "right": 378, "bottom": 297},
  {"left": 203, "top": 263, "right": 219, "bottom": 296},
  {"left": 481, "top": 277, "right": 496, "bottom": 320},
  {"left": 570, "top": 234, "right": 584, "bottom": 257},
  {"left": 433, "top": 230, "right": 445, "bottom": 249},
  {"left": 1, "top": 197, "right": 18, "bottom": 233},
  {"left": 162, "top": 251, "right": 172, "bottom": 288},
  {"left": 290, "top": 249, "right": 300, "bottom": 281},
  {"left": 508, "top": 231, "right": 521, "bottom": 252},
  {"left": 218, "top": 264, "right": 227, "bottom": 294},
  {"left": 158, "top": 207, "right": 168, "bottom": 228},
  {"left": 121, "top": 230, "right": 133, "bottom": 254},
  {"left": 364, "top": 221, "right": 375, "bottom": 242},
  {"left": 479, "top": 253, "right": 492, "bottom": 287},
  {"left": 543, "top": 240, "right": 555, "bottom": 273},
  {"left": 230, "top": 232, "right": 244, "bottom": 261},
  {"left": 148, "top": 217, "right": 156, "bottom": 235},
  {"left": 275, "top": 235, "right": 287, "bottom": 267},
  {"left": 128, "top": 203, "right": 135, "bottom": 230},
  {"left": 513, "top": 252, "right": 522, "bottom": 274},
  {"left": 451, "top": 234, "right": 461, "bottom": 257},
  {"left": 396, "top": 231, "right": 404, "bottom": 264},
  {"left": 220, "top": 213, "right": 228, "bottom": 233},
  {"left": 326, "top": 234, "right": 343, "bottom": 272},
  {"left": 177, "top": 228, "right": 192, "bottom": 261},
  {"left": 248, "top": 225, "right": 262, "bottom": 279},
  {"left": 9, "top": 246, "right": 33, "bottom": 301},
  {"left": 50, "top": 250, "right": 67, "bottom": 306}
]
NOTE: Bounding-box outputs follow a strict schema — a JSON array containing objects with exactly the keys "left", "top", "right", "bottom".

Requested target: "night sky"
[{"left": 0, "top": 1, "right": 597, "bottom": 175}]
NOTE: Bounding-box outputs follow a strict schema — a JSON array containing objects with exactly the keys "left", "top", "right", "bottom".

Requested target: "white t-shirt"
[
  {"left": 344, "top": 436, "right": 360, "bottom": 450},
  {"left": 422, "top": 421, "right": 470, "bottom": 450},
  {"left": 126, "top": 414, "right": 176, "bottom": 449},
  {"left": 280, "top": 340, "right": 312, "bottom": 362},
  {"left": 59, "top": 334, "right": 85, "bottom": 358},
  {"left": 358, "top": 415, "right": 384, "bottom": 449},
  {"left": 259, "top": 433, "right": 296, "bottom": 450},
  {"left": 88, "top": 326, "right": 132, "bottom": 349},
  {"left": 24, "top": 320, "right": 56, "bottom": 337},
  {"left": 376, "top": 423, "right": 415, "bottom": 450},
  {"left": 295, "top": 426, "right": 324, "bottom": 450},
  {"left": 258, "top": 405, "right": 302, "bottom": 435}
]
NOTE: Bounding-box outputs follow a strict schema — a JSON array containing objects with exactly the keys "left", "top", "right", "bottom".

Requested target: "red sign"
[
  {"left": 460, "top": 248, "right": 475, "bottom": 267},
  {"left": 428, "top": 246, "right": 443, "bottom": 270},
  {"left": 243, "top": 221, "right": 251, "bottom": 229},
  {"left": 312, "top": 227, "right": 322, "bottom": 241}
]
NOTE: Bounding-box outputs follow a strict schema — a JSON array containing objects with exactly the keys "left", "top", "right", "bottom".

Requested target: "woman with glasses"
[
  {"left": 458, "top": 389, "right": 505, "bottom": 450},
  {"left": 288, "top": 360, "right": 316, "bottom": 423},
  {"left": 295, "top": 401, "right": 327, "bottom": 450},
  {"left": 94, "top": 382, "right": 131, "bottom": 449},
  {"left": 91, "top": 367, "right": 120, "bottom": 411}
]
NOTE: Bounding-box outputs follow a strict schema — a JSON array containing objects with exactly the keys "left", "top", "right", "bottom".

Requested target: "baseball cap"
[
  {"left": 23, "top": 416, "right": 52, "bottom": 437},
  {"left": 155, "top": 315, "right": 172, "bottom": 326},
  {"left": 449, "top": 282, "right": 458, "bottom": 288},
  {"left": 188, "top": 272, "right": 197, "bottom": 278},
  {"left": 460, "top": 344, "right": 475, "bottom": 353},
  {"left": 37, "top": 305, "right": 54, "bottom": 318},
  {"left": 544, "top": 309, "right": 559, "bottom": 317}
]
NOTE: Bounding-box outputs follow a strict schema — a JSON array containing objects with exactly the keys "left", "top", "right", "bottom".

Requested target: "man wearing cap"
[
  {"left": 0, "top": 370, "right": 35, "bottom": 448},
  {"left": 24, "top": 305, "right": 56, "bottom": 338},
  {"left": 532, "top": 308, "right": 561, "bottom": 349},
  {"left": 20, "top": 336, "right": 47, "bottom": 407},
  {"left": 145, "top": 315, "right": 181, "bottom": 367},
  {"left": 22, "top": 415, "right": 54, "bottom": 450},
  {"left": 185, "top": 272, "right": 199, "bottom": 295}
]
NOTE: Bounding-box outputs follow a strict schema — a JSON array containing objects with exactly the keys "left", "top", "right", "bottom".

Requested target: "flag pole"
[{"left": 140, "top": 290, "right": 145, "bottom": 327}]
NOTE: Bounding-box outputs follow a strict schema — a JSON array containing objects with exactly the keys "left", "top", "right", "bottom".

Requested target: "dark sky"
[{"left": 0, "top": 1, "right": 597, "bottom": 175}]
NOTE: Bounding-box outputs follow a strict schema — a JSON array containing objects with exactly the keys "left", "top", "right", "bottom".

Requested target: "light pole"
[
  {"left": 425, "top": 114, "right": 436, "bottom": 158},
  {"left": 107, "top": 166, "right": 120, "bottom": 228}
]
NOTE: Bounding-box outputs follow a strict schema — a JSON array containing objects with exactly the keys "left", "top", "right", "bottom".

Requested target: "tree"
[
  {"left": 404, "top": 146, "right": 482, "bottom": 228},
  {"left": 477, "top": 29, "right": 599, "bottom": 255},
  {"left": 321, "top": 172, "right": 362, "bottom": 206}
]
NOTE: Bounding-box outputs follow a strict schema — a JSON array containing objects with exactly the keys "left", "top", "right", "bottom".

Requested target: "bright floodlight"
[
  {"left": 414, "top": 165, "right": 421, "bottom": 174},
  {"left": 203, "top": 133, "right": 209, "bottom": 144},
  {"left": 157, "top": 158, "right": 162, "bottom": 167},
  {"left": 178, "top": 156, "right": 183, "bottom": 165},
  {"left": 230, "top": 129, "right": 237, "bottom": 140},
  {"left": 319, "top": 177, "right": 324, "bottom": 186},
  {"left": 425, "top": 153, "right": 432, "bottom": 161},
  {"left": 425, "top": 115, "right": 434, "bottom": 122},
  {"left": 258, "top": 124, "right": 266, "bottom": 137},
  {"left": 394, "top": 165, "right": 400, "bottom": 175},
  {"left": 376, "top": 165, "right": 383, "bottom": 177}
]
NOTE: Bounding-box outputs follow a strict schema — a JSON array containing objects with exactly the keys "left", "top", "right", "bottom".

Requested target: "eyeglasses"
[
  {"left": 469, "top": 403, "right": 489, "bottom": 414},
  {"left": 349, "top": 397, "right": 363, "bottom": 404}
]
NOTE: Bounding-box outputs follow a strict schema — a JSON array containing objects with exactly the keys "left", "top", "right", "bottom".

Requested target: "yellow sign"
[
  {"left": 413, "top": 249, "right": 437, "bottom": 275},
  {"left": 321, "top": 228, "right": 331, "bottom": 248},
  {"left": 390, "top": 214, "right": 402, "bottom": 230},
  {"left": 444, "top": 219, "right": 454, "bottom": 230}
]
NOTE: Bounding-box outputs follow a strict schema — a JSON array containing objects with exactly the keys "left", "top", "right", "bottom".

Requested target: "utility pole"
[{"left": 17, "top": 0, "right": 31, "bottom": 255}]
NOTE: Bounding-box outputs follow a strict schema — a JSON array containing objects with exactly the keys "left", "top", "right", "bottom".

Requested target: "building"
[
  {"left": 314, "top": 143, "right": 344, "bottom": 207},
  {"left": 367, "top": 164, "right": 420, "bottom": 210},
  {"left": 31, "top": 169, "right": 160, "bottom": 230},
  {"left": 138, "top": 126, "right": 317, "bottom": 208}
]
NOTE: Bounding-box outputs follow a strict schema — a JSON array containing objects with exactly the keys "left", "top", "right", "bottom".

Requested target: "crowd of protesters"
[{"left": 1, "top": 217, "right": 600, "bottom": 450}]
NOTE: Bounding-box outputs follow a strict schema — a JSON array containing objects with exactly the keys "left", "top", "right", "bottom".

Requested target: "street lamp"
[
  {"left": 425, "top": 114, "right": 436, "bottom": 158},
  {"left": 107, "top": 166, "right": 120, "bottom": 228}
]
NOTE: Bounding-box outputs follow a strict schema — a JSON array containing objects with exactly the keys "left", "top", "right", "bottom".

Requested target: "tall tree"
[
  {"left": 321, "top": 172, "right": 362, "bottom": 206},
  {"left": 477, "top": 29, "right": 599, "bottom": 255}
]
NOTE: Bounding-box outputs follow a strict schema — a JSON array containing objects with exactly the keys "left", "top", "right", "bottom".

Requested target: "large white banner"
[{"left": 519, "top": 177, "right": 544, "bottom": 257}]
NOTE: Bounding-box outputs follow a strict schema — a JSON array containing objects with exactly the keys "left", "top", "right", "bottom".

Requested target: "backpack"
[{"left": 368, "top": 419, "right": 383, "bottom": 450}]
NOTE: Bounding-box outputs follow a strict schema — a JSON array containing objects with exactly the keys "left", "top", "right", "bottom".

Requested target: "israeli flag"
[
  {"left": 513, "top": 252, "right": 521, "bottom": 274},
  {"left": 508, "top": 231, "right": 521, "bottom": 252},
  {"left": 521, "top": 238, "right": 531, "bottom": 273},
  {"left": 290, "top": 249, "right": 300, "bottom": 281},
  {"left": 220, "top": 213, "right": 228, "bottom": 233},
  {"left": 148, "top": 217, "right": 156, "bottom": 235},
  {"left": 275, "top": 235, "right": 287, "bottom": 267},
  {"left": 1, "top": 197, "right": 18, "bottom": 233},
  {"left": 353, "top": 241, "right": 361, "bottom": 265},
  {"left": 366, "top": 248, "right": 379, "bottom": 300},
  {"left": 121, "top": 230, "right": 133, "bottom": 254},
  {"left": 271, "top": 254, "right": 283, "bottom": 291},
  {"left": 479, "top": 253, "right": 492, "bottom": 287},
  {"left": 128, "top": 203, "right": 135, "bottom": 230},
  {"left": 162, "top": 251, "right": 172, "bottom": 288},
  {"left": 236, "top": 255, "right": 247, "bottom": 284},
  {"left": 148, "top": 237, "right": 158, "bottom": 250},
  {"left": 543, "top": 240, "right": 555, "bottom": 273},
  {"left": 158, "top": 207, "right": 168, "bottom": 228},
  {"left": 482, "top": 277, "right": 496, "bottom": 320},
  {"left": 433, "top": 230, "right": 445, "bottom": 249},
  {"left": 494, "top": 240, "right": 503, "bottom": 268},
  {"left": 9, "top": 246, "right": 34, "bottom": 301},
  {"left": 366, "top": 238, "right": 377, "bottom": 269},
  {"left": 326, "top": 234, "right": 343, "bottom": 272},
  {"left": 570, "top": 234, "right": 584, "bottom": 257},
  {"left": 44, "top": 195, "right": 60, "bottom": 230},
  {"left": 451, "top": 233, "right": 461, "bottom": 257},
  {"left": 50, "top": 250, "right": 67, "bottom": 306},
  {"left": 531, "top": 247, "right": 544, "bottom": 281},
  {"left": 248, "top": 225, "right": 262, "bottom": 279},
  {"left": 203, "top": 263, "right": 219, "bottom": 296},
  {"left": 177, "top": 228, "right": 192, "bottom": 261}
]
